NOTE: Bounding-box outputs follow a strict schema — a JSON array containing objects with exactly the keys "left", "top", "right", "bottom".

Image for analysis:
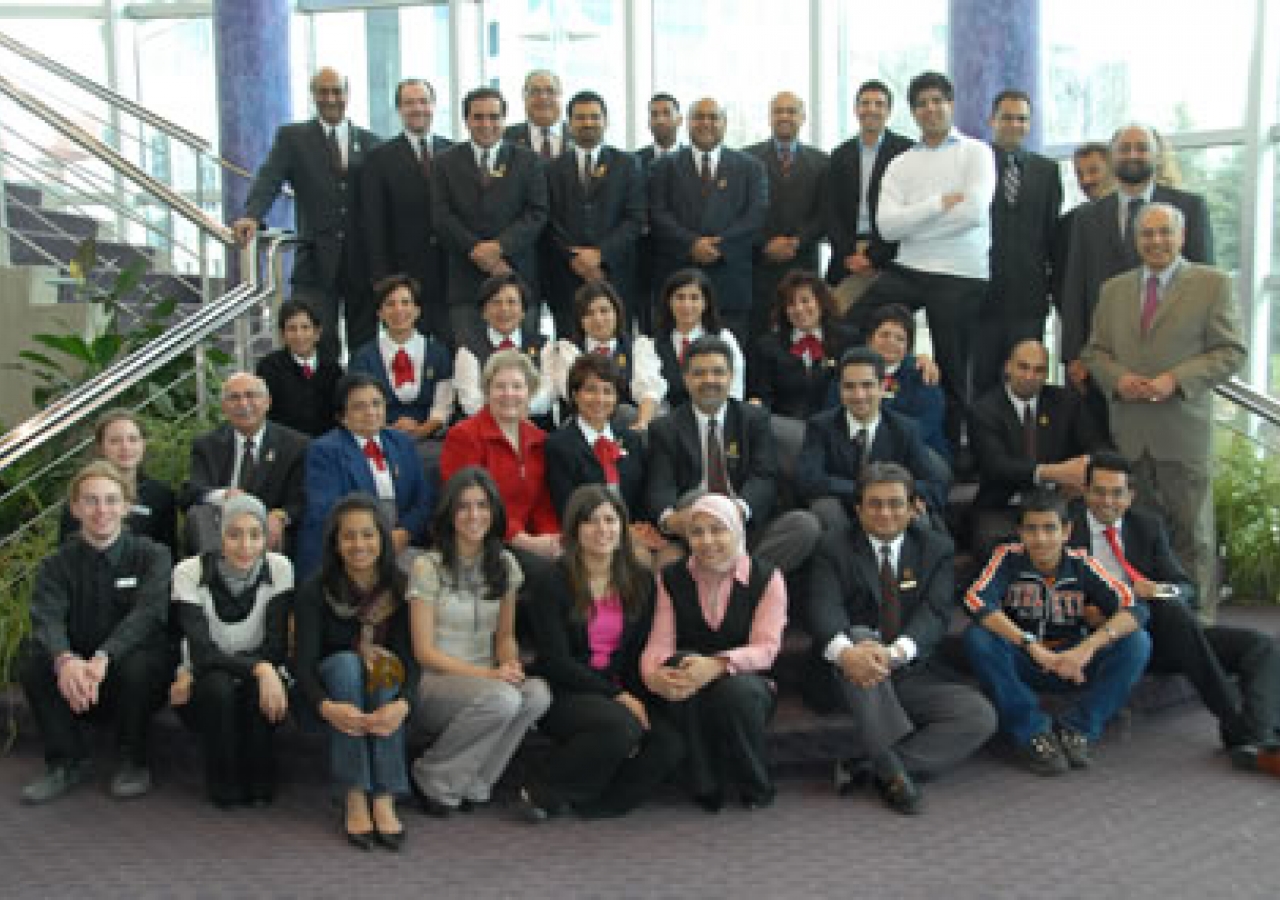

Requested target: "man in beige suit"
[{"left": 1081, "top": 203, "right": 1245, "bottom": 621}]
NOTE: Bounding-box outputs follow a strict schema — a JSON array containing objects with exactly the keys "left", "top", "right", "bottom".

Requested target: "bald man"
[
  {"left": 234, "top": 67, "right": 382, "bottom": 359},
  {"left": 743, "top": 92, "right": 829, "bottom": 342}
]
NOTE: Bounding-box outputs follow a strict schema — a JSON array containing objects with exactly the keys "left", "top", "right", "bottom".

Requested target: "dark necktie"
[
  {"left": 363, "top": 439, "right": 387, "bottom": 472},
  {"left": 480, "top": 149, "right": 492, "bottom": 188},
  {"left": 779, "top": 144, "right": 793, "bottom": 177},
  {"left": 705, "top": 418, "right": 730, "bottom": 496},
  {"left": 418, "top": 137, "right": 432, "bottom": 178},
  {"left": 237, "top": 437, "right": 256, "bottom": 490},
  {"left": 581, "top": 151, "right": 593, "bottom": 190},
  {"left": 679, "top": 336, "right": 691, "bottom": 363},
  {"left": 1002, "top": 153, "right": 1020, "bottom": 205},
  {"left": 593, "top": 435, "right": 622, "bottom": 486},
  {"left": 700, "top": 152, "right": 713, "bottom": 193},
  {"left": 301, "top": 361, "right": 314, "bottom": 379},
  {"left": 879, "top": 543, "right": 901, "bottom": 642},
  {"left": 1103, "top": 525, "right": 1147, "bottom": 584},
  {"left": 1141, "top": 274, "right": 1161, "bottom": 334},
  {"left": 1124, "top": 197, "right": 1144, "bottom": 263},
  {"left": 854, "top": 427, "right": 869, "bottom": 469},
  {"left": 327, "top": 127, "right": 345, "bottom": 176},
  {"left": 1022, "top": 402, "right": 1037, "bottom": 460},
  {"left": 541, "top": 126, "right": 553, "bottom": 159}
]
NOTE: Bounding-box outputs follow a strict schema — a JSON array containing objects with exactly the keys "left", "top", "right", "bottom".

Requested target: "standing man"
[
  {"left": 1081, "top": 202, "right": 1245, "bottom": 620},
  {"left": 825, "top": 80, "right": 914, "bottom": 318},
  {"left": 233, "top": 67, "right": 380, "bottom": 360},
  {"left": 361, "top": 78, "right": 453, "bottom": 344},
  {"left": 861, "top": 72, "right": 997, "bottom": 449},
  {"left": 635, "top": 93, "right": 685, "bottom": 334},
  {"left": 648, "top": 98, "right": 768, "bottom": 345},
  {"left": 504, "top": 69, "right": 571, "bottom": 159},
  {"left": 978, "top": 90, "right": 1063, "bottom": 396},
  {"left": 1061, "top": 123, "right": 1214, "bottom": 398},
  {"left": 542, "top": 91, "right": 645, "bottom": 338},
  {"left": 744, "top": 92, "right": 829, "bottom": 342},
  {"left": 1072, "top": 142, "right": 1115, "bottom": 202},
  {"left": 803, "top": 463, "right": 996, "bottom": 814},
  {"left": 432, "top": 87, "right": 549, "bottom": 346}
]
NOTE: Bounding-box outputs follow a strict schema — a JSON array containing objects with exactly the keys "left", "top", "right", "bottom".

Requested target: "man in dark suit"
[
  {"left": 797, "top": 347, "right": 950, "bottom": 533},
  {"left": 648, "top": 97, "right": 768, "bottom": 346},
  {"left": 645, "top": 336, "right": 819, "bottom": 574},
  {"left": 503, "top": 69, "right": 571, "bottom": 159},
  {"left": 635, "top": 93, "right": 684, "bottom": 334},
  {"left": 804, "top": 463, "right": 996, "bottom": 813},
  {"left": 825, "top": 79, "right": 914, "bottom": 322},
  {"left": 744, "top": 91, "right": 829, "bottom": 342},
  {"left": 541, "top": 90, "right": 644, "bottom": 338},
  {"left": 179, "top": 372, "right": 308, "bottom": 554},
  {"left": 978, "top": 90, "right": 1064, "bottom": 396},
  {"left": 1068, "top": 452, "right": 1280, "bottom": 774},
  {"left": 969, "top": 339, "right": 1107, "bottom": 554},
  {"left": 233, "top": 67, "right": 380, "bottom": 360},
  {"left": 1060, "top": 123, "right": 1214, "bottom": 397},
  {"left": 361, "top": 78, "right": 453, "bottom": 344},
  {"left": 432, "top": 87, "right": 549, "bottom": 347}
]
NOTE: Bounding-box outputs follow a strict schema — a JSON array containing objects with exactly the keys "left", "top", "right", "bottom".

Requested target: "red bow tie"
[
  {"left": 593, "top": 344, "right": 612, "bottom": 356},
  {"left": 593, "top": 435, "right": 622, "bottom": 486},
  {"left": 391, "top": 348, "right": 414, "bottom": 388},
  {"left": 790, "top": 334, "right": 824, "bottom": 361},
  {"left": 497, "top": 337, "right": 516, "bottom": 351},
  {"left": 363, "top": 439, "right": 387, "bottom": 472}
]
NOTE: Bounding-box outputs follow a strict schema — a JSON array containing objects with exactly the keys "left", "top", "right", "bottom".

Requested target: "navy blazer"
[
  {"left": 647, "top": 147, "right": 768, "bottom": 312},
  {"left": 347, "top": 335, "right": 454, "bottom": 425},
  {"left": 882, "top": 356, "right": 950, "bottom": 463},
  {"left": 296, "top": 427, "right": 435, "bottom": 578},
  {"left": 544, "top": 419, "right": 646, "bottom": 522},
  {"left": 796, "top": 406, "right": 949, "bottom": 512}
]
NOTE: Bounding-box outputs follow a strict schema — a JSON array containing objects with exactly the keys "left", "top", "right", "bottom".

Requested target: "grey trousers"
[
  {"left": 412, "top": 672, "right": 551, "bottom": 805},
  {"left": 835, "top": 667, "right": 996, "bottom": 779},
  {"left": 1132, "top": 451, "right": 1218, "bottom": 622},
  {"left": 750, "top": 509, "right": 822, "bottom": 575}
]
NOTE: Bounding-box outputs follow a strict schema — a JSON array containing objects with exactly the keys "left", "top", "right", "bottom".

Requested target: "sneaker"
[
  {"left": 108, "top": 763, "right": 152, "bottom": 799},
  {"left": 1055, "top": 726, "right": 1093, "bottom": 769},
  {"left": 21, "top": 760, "right": 89, "bottom": 805},
  {"left": 1018, "top": 731, "right": 1069, "bottom": 776}
]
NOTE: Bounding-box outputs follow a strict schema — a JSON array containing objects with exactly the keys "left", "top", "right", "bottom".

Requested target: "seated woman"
[
  {"left": 521, "top": 485, "right": 684, "bottom": 820},
  {"left": 294, "top": 494, "right": 417, "bottom": 851},
  {"left": 408, "top": 467, "right": 550, "bottom": 816},
  {"left": 59, "top": 409, "right": 176, "bottom": 555},
  {"left": 256, "top": 299, "right": 343, "bottom": 438},
  {"left": 295, "top": 373, "right": 435, "bottom": 579},
  {"left": 348, "top": 275, "right": 453, "bottom": 444},
  {"left": 653, "top": 268, "right": 746, "bottom": 409},
  {"left": 170, "top": 495, "right": 292, "bottom": 808},
  {"left": 640, "top": 494, "right": 787, "bottom": 811},
  {"left": 543, "top": 280, "right": 665, "bottom": 431},
  {"left": 864, "top": 303, "right": 951, "bottom": 464},
  {"left": 453, "top": 273, "right": 556, "bottom": 429},
  {"left": 440, "top": 350, "right": 560, "bottom": 561}
]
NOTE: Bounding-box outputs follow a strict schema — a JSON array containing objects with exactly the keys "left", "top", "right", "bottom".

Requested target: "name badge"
[
  {"left": 115, "top": 576, "right": 138, "bottom": 589},
  {"left": 131, "top": 504, "right": 151, "bottom": 517},
  {"left": 899, "top": 580, "right": 918, "bottom": 591}
]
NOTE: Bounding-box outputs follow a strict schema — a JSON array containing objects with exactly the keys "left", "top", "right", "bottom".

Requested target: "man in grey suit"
[
  {"left": 1081, "top": 203, "right": 1244, "bottom": 620},
  {"left": 503, "top": 69, "right": 571, "bottom": 160},
  {"left": 977, "top": 89, "right": 1064, "bottom": 397},
  {"left": 233, "top": 67, "right": 380, "bottom": 361},
  {"left": 744, "top": 92, "right": 829, "bottom": 342},
  {"left": 432, "top": 87, "right": 549, "bottom": 346},
  {"left": 648, "top": 97, "right": 768, "bottom": 346}
]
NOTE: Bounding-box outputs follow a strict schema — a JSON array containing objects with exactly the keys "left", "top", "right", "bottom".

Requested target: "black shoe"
[
  {"left": 1018, "top": 731, "right": 1069, "bottom": 776},
  {"left": 741, "top": 787, "right": 776, "bottom": 811},
  {"left": 417, "top": 794, "right": 455, "bottom": 818},
  {"left": 1055, "top": 725, "right": 1093, "bottom": 769},
  {"left": 834, "top": 758, "right": 873, "bottom": 796},
  {"left": 457, "top": 799, "right": 476, "bottom": 813},
  {"left": 108, "top": 763, "right": 152, "bottom": 800},
  {"left": 693, "top": 791, "right": 725, "bottom": 814},
  {"left": 514, "top": 787, "right": 550, "bottom": 824},
  {"left": 873, "top": 772, "right": 924, "bottom": 815},
  {"left": 374, "top": 827, "right": 406, "bottom": 851},
  {"left": 345, "top": 825, "right": 375, "bottom": 851},
  {"left": 21, "top": 760, "right": 90, "bottom": 805}
]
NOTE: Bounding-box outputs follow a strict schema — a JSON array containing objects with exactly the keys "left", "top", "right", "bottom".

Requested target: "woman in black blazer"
[
  {"left": 520, "top": 485, "right": 684, "bottom": 820},
  {"left": 255, "top": 300, "right": 343, "bottom": 438}
]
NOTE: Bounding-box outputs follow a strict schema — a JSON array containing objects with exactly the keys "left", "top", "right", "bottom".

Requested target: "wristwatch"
[{"left": 1020, "top": 631, "right": 1039, "bottom": 650}]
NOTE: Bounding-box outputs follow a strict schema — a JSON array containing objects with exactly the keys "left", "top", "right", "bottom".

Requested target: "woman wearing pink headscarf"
[{"left": 640, "top": 493, "right": 788, "bottom": 811}]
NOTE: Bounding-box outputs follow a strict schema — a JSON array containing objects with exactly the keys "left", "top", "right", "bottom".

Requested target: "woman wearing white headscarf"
[{"left": 640, "top": 493, "right": 788, "bottom": 811}]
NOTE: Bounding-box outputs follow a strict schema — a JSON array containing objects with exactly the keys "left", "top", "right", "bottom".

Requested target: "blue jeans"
[
  {"left": 963, "top": 625, "right": 1152, "bottom": 745},
  {"left": 319, "top": 652, "right": 409, "bottom": 796}
]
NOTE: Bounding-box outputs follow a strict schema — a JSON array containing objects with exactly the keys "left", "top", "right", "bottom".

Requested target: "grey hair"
[
  {"left": 481, "top": 348, "right": 541, "bottom": 396},
  {"left": 220, "top": 372, "right": 269, "bottom": 401},
  {"left": 523, "top": 69, "right": 562, "bottom": 95},
  {"left": 1137, "top": 201, "right": 1185, "bottom": 233},
  {"left": 1109, "top": 122, "right": 1160, "bottom": 154}
]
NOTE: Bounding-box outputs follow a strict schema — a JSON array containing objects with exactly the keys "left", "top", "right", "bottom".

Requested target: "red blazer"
[{"left": 440, "top": 406, "right": 559, "bottom": 539}]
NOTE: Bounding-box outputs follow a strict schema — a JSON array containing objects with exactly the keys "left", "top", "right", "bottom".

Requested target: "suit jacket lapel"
[
  {"left": 343, "top": 431, "right": 378, "bottom": 494},
  {"left": 854, "top": 535, "right": 884, "bottom": 610},
  {"left": 676, "top": 405, "right": 703, "bottom": 481},
  {"left": 1147, "top": 266, "right": 1186, "bottom": 335}
]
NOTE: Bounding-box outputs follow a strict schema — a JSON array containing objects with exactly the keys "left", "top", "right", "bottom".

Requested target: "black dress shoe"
[
  {"left": 345, "top": 828, "right": 375, "bottom": 851},
  {"left": 514, "top": 787, "right": 550, "bottom": 824},
  {"left": 417, "top": 795, "right": 454, "bottom": 818},
  {"left": 693, "top": 791, "right": 725, "bottom": 813},
  {"left": 873, "top": 772, "right": 924, "bottom": 815},
  {"left": 741, "top": 786, "right": 776, "bottom": 811},
  {"left": 374, "top": 827, "right": 406, "bottom": 851}
]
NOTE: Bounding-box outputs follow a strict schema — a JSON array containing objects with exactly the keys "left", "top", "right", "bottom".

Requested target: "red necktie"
[
  {"left": 301, "top": 362, "right": 314, "bottom": 379},
  {"left": 497, "top": 338, "right": 516, "bottom": 351},
  {"left": 705, "top": 418, "right": 729, "bottom": 495},
  {"left": 391, "top": 348, "right": 414, "bottom": 388},
  {"left": 679, "top": 336, "right": 690, "bottom": 363},
  {"left": 593, "top": 435, "right": 622, "bottom": 486},
  {"left": 1022, "top": 402, "right": 1037, "bottom": 460},
  {"left": 878, "top": 543, "right": 901, "bottom": 642},
  {"left": 779, "top": 144, "right": 793, "bottom": 176},
  {"left": 1103, "top": 525, "right": 1146, "bottom": 584},
  {"left": 363, "top": 439, "right": 387, "bottom": 472},
  {"left": 1140, "top": 274, "right": 1160, "bottom": 334},
  {"left": 790, "top": 333, "right": 823, "bottom": 361},
  {"left": 594, "top": 344, "right": 612, "bottom": 356}
]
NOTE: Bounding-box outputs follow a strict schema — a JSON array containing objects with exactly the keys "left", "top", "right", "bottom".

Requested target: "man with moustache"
[
  {"left": 361, "top": 78, "right": 453, "bottom": 343},
  {"left": 504, "top": 69, "right": 572, "bottom": 159},
  {"left": 1073, "top": 142, "right": 1115, "bottom": 203}
]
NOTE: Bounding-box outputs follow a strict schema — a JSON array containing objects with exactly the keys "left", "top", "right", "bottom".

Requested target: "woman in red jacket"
[{"left": 439, "top": 349, "right": 561, "bottom": 560}]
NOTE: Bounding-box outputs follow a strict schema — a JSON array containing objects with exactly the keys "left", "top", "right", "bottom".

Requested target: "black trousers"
[
  {"left": 534, "top": 691, "right": 684, "bottom": 816},
  {"left": 178, "top": 669, "right": 278, "bottom": 805},
  {"left": 18, "top": 640, "right": 171, "bottom": 767},
  {"left": 1147, "top": 601, "right": 1280, "bottom": 746},
  {"left": 657, "top": 673, "right": 776, "bottom": 803},
  {"left": 859, "top": 266, "right": 987, "bottom": 446}
]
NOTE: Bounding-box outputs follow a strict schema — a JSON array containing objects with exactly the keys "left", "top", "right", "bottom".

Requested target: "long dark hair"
[
  {"left": 572, "top": 279, "right": 628, "bottom": 345},
  {"left": 431, "top": 467, "right": 510, "bottom": 601},
  {"left": 655, "top": 267, "right": 722, "bottom": 335},
  {"left": 560, "top": 485, "right": 647, "bottom": 621},
  {"left": 320, "top": 493, "right": 407, "bottom": 600}
]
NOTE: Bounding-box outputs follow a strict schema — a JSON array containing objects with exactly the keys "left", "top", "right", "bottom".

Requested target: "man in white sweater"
[{"left": 859, "top": 71, "right": 996, "bottom": 449}]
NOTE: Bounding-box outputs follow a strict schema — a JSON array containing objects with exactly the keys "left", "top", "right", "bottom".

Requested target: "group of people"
[{"left": 17, "top": 63, "right": 1280, "bottom": 846}]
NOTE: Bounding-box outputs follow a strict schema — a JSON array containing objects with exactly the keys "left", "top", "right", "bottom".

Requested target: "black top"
[
  {"left": 747, "top": 321, "right": 853, "bottom": 420},
  {"left": 659, "top": 558, "right": 774, "bottom": 658},
  {"left": 256, "top": 348, "right": 344, "bottom": 438},
  {"left": 58, "top": 473, "right": 176, "bottom": 557},
  {"left": 544, "top": 418, "right": 646, "bottom": 522}
]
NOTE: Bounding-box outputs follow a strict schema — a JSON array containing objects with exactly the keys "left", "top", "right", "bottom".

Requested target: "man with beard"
[{"left": 1060, "top": 124, "right": 1214, "bottom": 407}]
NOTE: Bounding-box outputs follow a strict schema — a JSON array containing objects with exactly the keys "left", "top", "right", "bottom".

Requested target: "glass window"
[{"left": 1170, "top": 145, "right": 1244, "bottom": 274}]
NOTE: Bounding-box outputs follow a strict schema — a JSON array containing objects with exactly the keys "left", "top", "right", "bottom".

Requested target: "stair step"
[
  {"left": 3, "top": 203, "right": 100, "bottom": 241},
  {"left": 8, "top": 233, "right": 155, "bottom": 270},
  {"left": 3, "top": 181, "right": 42, "bottom": 207}
]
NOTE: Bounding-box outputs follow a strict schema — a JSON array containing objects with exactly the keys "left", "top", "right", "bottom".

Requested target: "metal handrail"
[{"left": 1216, "top": 377, "right": 1280, "bottom": 428}]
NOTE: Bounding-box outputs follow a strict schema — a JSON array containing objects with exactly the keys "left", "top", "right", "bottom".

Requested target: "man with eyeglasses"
[
  {"left": 1082, "top": 202, "right": 1244, "bottom": 621},
  {"left": 180, "top": 372, "right": 309, "bottom": 555},
  {"left": 803, "top": 462, "right": 995, "bottom": 814},
  {"left": 504, "top": 70, "right": 573, "bottom": 159},
  {"left": 233, "top": 67, "right": 380, "bottom": 362},
  {"left": 1068, "top": 452, "right": 1280, "bottom": 775}
]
